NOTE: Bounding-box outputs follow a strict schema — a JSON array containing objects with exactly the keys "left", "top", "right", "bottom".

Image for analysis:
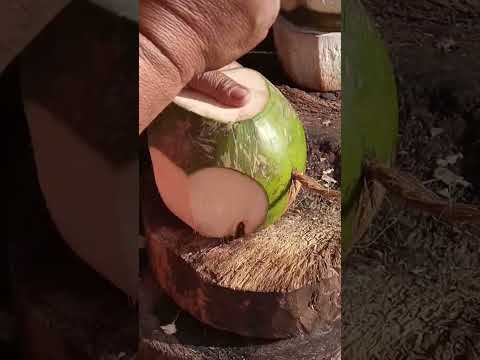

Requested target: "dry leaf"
[
  {"left": 445, "top": 153, "right": 463, "bottom": 164},
  {"left": 160, "top": 323, "right": 177, "bottom": 335},
  {"left": 434, "top": 167, "right": 471, "bottom": 187},
  {"left": 436, "top": 153, "right": 463, "bottom": 167},
  {"left": 322, "top": 174, "right": 337, "bottom": 185}
]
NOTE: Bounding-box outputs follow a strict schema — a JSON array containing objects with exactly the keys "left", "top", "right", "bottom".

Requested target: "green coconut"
[
  {"left": 148, "top": 67, "right": 307, "bottom": 238},
  {"left": 342, "top": 0, "right": 399, "bottom": 249}
]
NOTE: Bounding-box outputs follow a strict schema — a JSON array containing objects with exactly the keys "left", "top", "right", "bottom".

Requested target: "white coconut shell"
[
  {"left": 281, "top": 0, "right": 341, "bottom": 14},
  {"left": 273, "top": 14, "right": 341, "bottom": 91}
]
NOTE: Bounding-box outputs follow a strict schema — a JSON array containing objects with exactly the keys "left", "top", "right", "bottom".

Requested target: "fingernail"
[{"left": 230, "top": 87, "right": 250, "bottom": 102}]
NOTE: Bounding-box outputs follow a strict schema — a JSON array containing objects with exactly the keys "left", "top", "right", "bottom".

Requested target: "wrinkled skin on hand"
[{"left": 139, "top": 0, "right": 280, "bottom": 133}]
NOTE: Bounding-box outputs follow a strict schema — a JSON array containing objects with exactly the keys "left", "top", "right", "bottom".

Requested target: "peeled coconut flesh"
[
  {"left": 342, "top": 0, "right": 398, "bottom": 249},
  {"left": 148, "top": 67, "right": 307, "bottom": 239}
]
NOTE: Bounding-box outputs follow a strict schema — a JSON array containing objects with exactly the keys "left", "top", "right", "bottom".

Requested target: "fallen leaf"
[
  {"left": 436, "top": 153, "right": 463, "bottom": 167},
  {"left": 445, "top": 153, "right": 463, "bottom": 164},
  {"left": 160, "top": 323, "right": 177, "bottom": 335},
  {"left": 434, "top": 167, "right": 471, "bottom": 187},
  {"left": 321, "top": 174, "right": 337, "bottom": 185}
]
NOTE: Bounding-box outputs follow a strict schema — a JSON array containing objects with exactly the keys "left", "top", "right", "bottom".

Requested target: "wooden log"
[{"left": 141, "top": 83, "right": 341, "bottom": 344}]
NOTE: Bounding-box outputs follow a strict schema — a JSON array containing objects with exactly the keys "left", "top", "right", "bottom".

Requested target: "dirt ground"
[{"left": 343, "top": 1, "right": 480, "bottom": 359}]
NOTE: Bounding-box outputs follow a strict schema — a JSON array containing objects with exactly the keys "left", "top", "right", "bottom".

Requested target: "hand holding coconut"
[{"left": 139, "top": 0, "right": 280, "bottom": 133}]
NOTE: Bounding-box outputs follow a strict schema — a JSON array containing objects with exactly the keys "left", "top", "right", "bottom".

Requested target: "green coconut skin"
[
  {"left": 342, "top": 0, "right": 399, "bottom": 249},
  {"left": 150, "top": 75, "right": 307, "bottom": 228}
]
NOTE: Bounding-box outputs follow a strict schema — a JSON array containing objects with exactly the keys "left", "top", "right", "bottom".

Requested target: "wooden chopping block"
[{"left": 141, "top": 84, "right": 341, "bottom": 343}]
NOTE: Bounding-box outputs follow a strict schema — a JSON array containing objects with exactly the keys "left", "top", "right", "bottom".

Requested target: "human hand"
[
  {"left": 188, "top": 62, "right": 250, "bottom": 108},
  {"left": 139, "top": 0, "right": 280, "bottom": 133}
]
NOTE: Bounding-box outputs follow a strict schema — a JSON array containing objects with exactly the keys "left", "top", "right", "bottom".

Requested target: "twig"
[
  {"left": 365, "top": 160, "right": 480, "bottom": 224},
  {"left": 292, "top": 172, "right": 341, "bottom": 201}
]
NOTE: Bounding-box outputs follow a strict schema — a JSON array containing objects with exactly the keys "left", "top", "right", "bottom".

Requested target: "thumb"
[{"left": 188, "top": 70, "right": 250, "bottom": 107}]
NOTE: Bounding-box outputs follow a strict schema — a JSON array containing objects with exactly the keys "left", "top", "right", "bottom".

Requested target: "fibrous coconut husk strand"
[
  {"left": 178, "top": 207, "right": 341, "bottom": 293},
  {"left": 352, "top": 178, "right": 386, "bottom": 246}
]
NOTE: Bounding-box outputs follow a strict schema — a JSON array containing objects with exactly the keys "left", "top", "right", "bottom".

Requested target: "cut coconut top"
[{"left": 174, "top": 68, "right": 270, "bottom": 124}]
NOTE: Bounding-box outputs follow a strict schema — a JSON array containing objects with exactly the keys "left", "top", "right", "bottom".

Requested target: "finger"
[{"left": 189, "top": 70, "right": 250, "bottom": 107}]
